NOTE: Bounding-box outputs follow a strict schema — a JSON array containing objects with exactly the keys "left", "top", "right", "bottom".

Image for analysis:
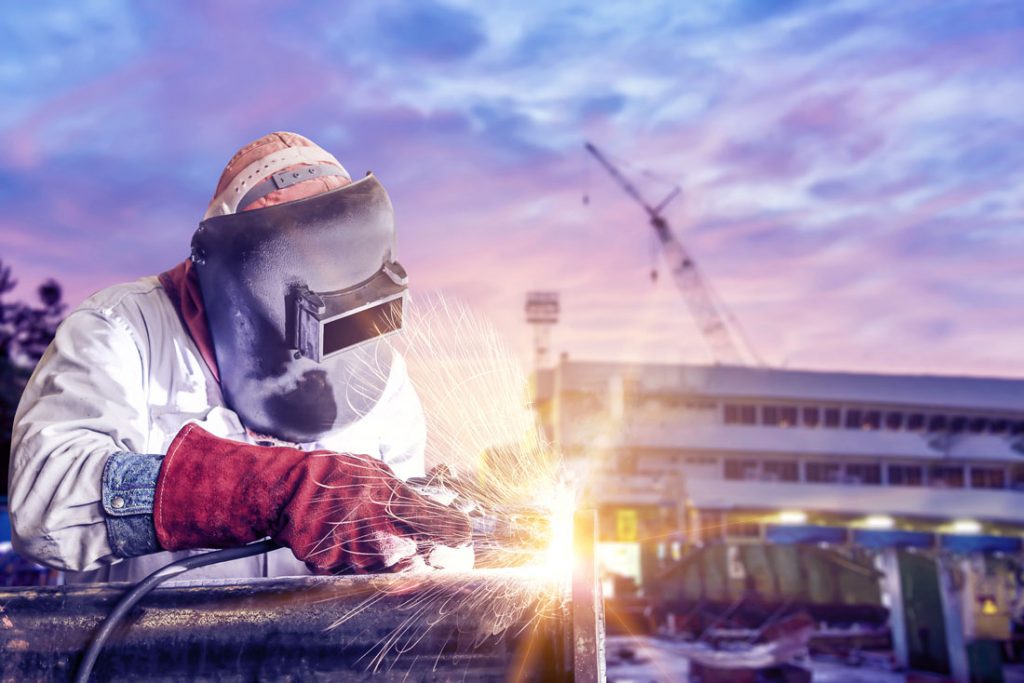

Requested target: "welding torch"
[{"left": 407, "top": 467, "right": 555, "bottom": 564}]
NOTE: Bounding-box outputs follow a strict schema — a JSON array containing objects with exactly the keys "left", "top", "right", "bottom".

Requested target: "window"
[
  {"left": 699, "top": 511, "right": 725, "bottom": 542},
  {"left": 928, "top": 415, "right": 948, "bottom": 431},
  {"left": 990, "top": 419, "right": 1009, "bottom": 435},
  {"left": 725, "top": 459, "right": 759, "bottom": 481},
  {"left": 840, "top": 408, "right": 885, "bottom": 430},
  {"left": 760, "top": 405, "right": 797, "bottom": 427},
  {"left": 824, "top": 408, "right": 841, "bottom": 428},
  {"left": 970, "top": 467, "right": 1006, "bottom": 490},
  {"left": 724, "top": 404, "right": 756, "bottom": 425},
  {"left": 1012, "top": 465, "right": 1024, "bottom": 491},
  {"left": 845, "top": 463, "right": 882, "bottom": 485},
  {"left": 949, "top": 416, "right": 967, "bottom": 434},
  {"left": 889, "top": 464, "right": 924, "bottom": 486},
  {"left": 763, "top": 460, "right": 799, "bottom": 482},
  {"left": 1012, "top": 422, "right": 1024, "bottom": 436},
  {"left": 806, "top": 462, "right": 842, "bottom": 483},
  {"left": 727, "top": 519, "right": 762, "bottom": 539},
  {"left": 778, "top": 406, "right": 797, "bottom": 427},
  {"left": 906, "top": 414, "right": 925, "bottom": 431},
  {"left": 758, "top": 405, "right": 797, "bottom": 427},
  {"left": 968, "top": 417, "right": 989, "bottom": 434},
  {"left": 885, "top": 412, "right": 904, "bottom": 430},
  {"left": 802, "top": 407, "right": 820, "bottom": 427},
  {"left": 929, "top": 465, "right": 964, "bottom": 488}
]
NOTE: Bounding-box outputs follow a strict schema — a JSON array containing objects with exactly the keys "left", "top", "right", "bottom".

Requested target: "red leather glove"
[{"left": 153, "top": 424, "right": 471, "bottom": 574}]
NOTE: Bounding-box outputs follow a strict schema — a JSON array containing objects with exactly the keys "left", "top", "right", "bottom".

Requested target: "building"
[
  {"left": 533, "top": 356, "right": 1024, "bottom": 677},
  {"left": 536, "top": 357, "right": 1024, "bottom": 542}
]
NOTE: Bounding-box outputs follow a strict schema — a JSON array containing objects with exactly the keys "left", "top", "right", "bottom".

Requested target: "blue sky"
[{"left": 1, "top": 0, "right": 1022, "bottom": 377}]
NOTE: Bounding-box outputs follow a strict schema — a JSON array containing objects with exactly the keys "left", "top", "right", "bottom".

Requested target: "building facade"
[{"left": 535, "top": 357, "right": 1024, "bottom": 550}]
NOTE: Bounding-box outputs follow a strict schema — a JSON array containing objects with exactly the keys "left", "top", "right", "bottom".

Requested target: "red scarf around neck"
[{"left": 158, "top": 260, "right": 220, "bottom": 382}]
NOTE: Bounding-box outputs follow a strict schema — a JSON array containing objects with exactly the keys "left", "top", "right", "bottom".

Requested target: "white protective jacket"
[{"left": 8, "top": 277, "right": 426, "bottom": 583}]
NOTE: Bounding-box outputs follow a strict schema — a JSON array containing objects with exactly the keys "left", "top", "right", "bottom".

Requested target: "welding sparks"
[
  {"left": 540, "top": 487, "right": 577, "bottom": 577},
  {"left": 388, "top": 294, "right": 573, "bottom": 568},
  {"left": 315, "top": 294, "right": 579, "bottom": 673}
]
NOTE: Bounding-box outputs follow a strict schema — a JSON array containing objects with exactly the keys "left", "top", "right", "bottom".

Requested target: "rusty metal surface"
[
  {"left": 571, "top": 509, "right": 606, "bottom": 683},
  {"left": 0, "top": 507, "right": 606, "bottom": 681},
  {"left": 0, "top": 569, "right": 573, "bottom": 681}
]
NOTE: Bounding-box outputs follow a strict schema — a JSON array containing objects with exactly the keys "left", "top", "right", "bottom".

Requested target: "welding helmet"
[{"left": 191, "top": 172, "right": 407, "bottom": 443}]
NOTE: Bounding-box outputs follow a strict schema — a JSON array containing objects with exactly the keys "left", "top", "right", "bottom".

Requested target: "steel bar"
[
  {"left": 0, "top": 512, "right": 605, "bottom": 681},
  {"left": 571, "top": 509, "right": 606, "bottom": 682},
  {"left": 1, "top": 570, "right": 568, "bottom": 681}
]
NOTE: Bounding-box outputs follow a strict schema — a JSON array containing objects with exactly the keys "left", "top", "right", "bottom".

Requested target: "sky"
[{"left": 1, "top": 0, "right": 1022, "bottom": 378}]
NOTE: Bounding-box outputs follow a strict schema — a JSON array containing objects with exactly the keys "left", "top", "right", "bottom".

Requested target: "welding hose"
[{"left": 74, "top": 539, "right": 278, "bottom": 683}]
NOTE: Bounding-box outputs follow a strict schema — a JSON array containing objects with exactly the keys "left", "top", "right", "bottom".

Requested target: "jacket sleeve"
[{"left": 8, "top": 307, "right": 156, "bottom": 572}]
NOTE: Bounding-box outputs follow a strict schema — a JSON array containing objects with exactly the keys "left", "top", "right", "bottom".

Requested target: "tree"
[{"left": 1, "top": 261, "right": 66, "bottom": 497}]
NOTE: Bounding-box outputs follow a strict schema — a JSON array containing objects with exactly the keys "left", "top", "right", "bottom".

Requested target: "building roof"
[{"left": 546, "top": 361, "right": 1024, "bottom": 413}]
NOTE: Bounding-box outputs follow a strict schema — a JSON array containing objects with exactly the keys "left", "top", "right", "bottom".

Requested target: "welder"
[{"left": 7, "top": 132, "right": 471, "bottom": 583}]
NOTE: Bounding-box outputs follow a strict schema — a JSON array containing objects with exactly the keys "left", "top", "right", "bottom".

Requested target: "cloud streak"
[{"left": 1, "top": 0, "right": 1022, "bottom": 378}]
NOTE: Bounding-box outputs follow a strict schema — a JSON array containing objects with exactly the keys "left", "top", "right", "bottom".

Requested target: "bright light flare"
[
  {"left": 950, "top": 519, "right": 982, "bottom": 534},
  {"left": 777, "top": 510, "right": 808, "bottom": 525},
  {"left": 542, "top": 488, "right": 577, "bottom": 575},
  {"left": 863, "top": 515, "right": 895, "bottom": 529}
]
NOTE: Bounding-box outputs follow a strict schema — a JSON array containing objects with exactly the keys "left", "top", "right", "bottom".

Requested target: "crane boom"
[
  {"left": 585, "top": 141, "right": 749, "bottom": 365},
  {"left": 584, "top": 143, "right": 657, "bottom": 219}
]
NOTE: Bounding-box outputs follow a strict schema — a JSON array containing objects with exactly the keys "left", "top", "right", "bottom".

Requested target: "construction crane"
[{"left": 584, "top": 141, "right": 759, "bottom": 366}]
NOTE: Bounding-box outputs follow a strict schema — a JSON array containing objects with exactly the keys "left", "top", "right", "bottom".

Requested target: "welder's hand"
[{"left": 154, "top": 424, "right": 472, "bottom": 574}]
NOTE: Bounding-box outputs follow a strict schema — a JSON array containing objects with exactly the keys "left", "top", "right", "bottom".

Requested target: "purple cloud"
[{"left": 1, "top": 0, "right": 1022, "bottom": 379}]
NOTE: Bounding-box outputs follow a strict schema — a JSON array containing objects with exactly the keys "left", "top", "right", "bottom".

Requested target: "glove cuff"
[{"left": 154, "top": 423, "right": 305, "bottom": 551}]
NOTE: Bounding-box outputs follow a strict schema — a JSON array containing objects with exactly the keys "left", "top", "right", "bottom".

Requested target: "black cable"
[{"left": 74, "top": 539, "right": 278, "bottom": 683}]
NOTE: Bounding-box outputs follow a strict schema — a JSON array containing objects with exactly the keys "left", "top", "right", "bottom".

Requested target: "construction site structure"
[
  {"left": 584, "top": 142, "right": 759, "bottom": 366},
  {"left": 525, "top": 290, "right": 560, "bottom": 371},
  {"left": 534, "top": 356, "right": 1024, "bottom": 682}
]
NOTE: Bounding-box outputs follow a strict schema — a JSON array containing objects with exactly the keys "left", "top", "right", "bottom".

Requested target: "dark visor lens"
[{"left": 322, "top": 297, "right": 403, "bottom": 356}]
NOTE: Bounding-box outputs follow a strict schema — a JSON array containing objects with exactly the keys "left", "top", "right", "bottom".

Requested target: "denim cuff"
[{"left": 102, "top": 452, "right": 164, "bottom": 558}]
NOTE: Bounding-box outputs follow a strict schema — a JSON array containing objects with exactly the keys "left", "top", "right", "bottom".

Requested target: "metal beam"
[
  {"left": 1, "top": 513, "right": 605, "bottom": 681},
  {"left": 936, "top": 555, "right": 970, "bottom": 683},
  {"left": 877, "top": 548, "right": 910, "bottom": 669},
  {"left": 572, "top": 509, "right": 606, "bottom": 682},
  {"left": 1, "top": 571, "right": 568, "bottom": 680}
]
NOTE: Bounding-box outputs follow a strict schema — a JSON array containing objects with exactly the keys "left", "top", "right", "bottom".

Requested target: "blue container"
[
  {"left": 765, "top": 524, "right": 847, "bottom": 545},
  {"left": 939, "top": 534, "right": 1022, "bottom": 554},
  {"left": 852, "top": 528, "right": 934, "bottom": 549}
]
